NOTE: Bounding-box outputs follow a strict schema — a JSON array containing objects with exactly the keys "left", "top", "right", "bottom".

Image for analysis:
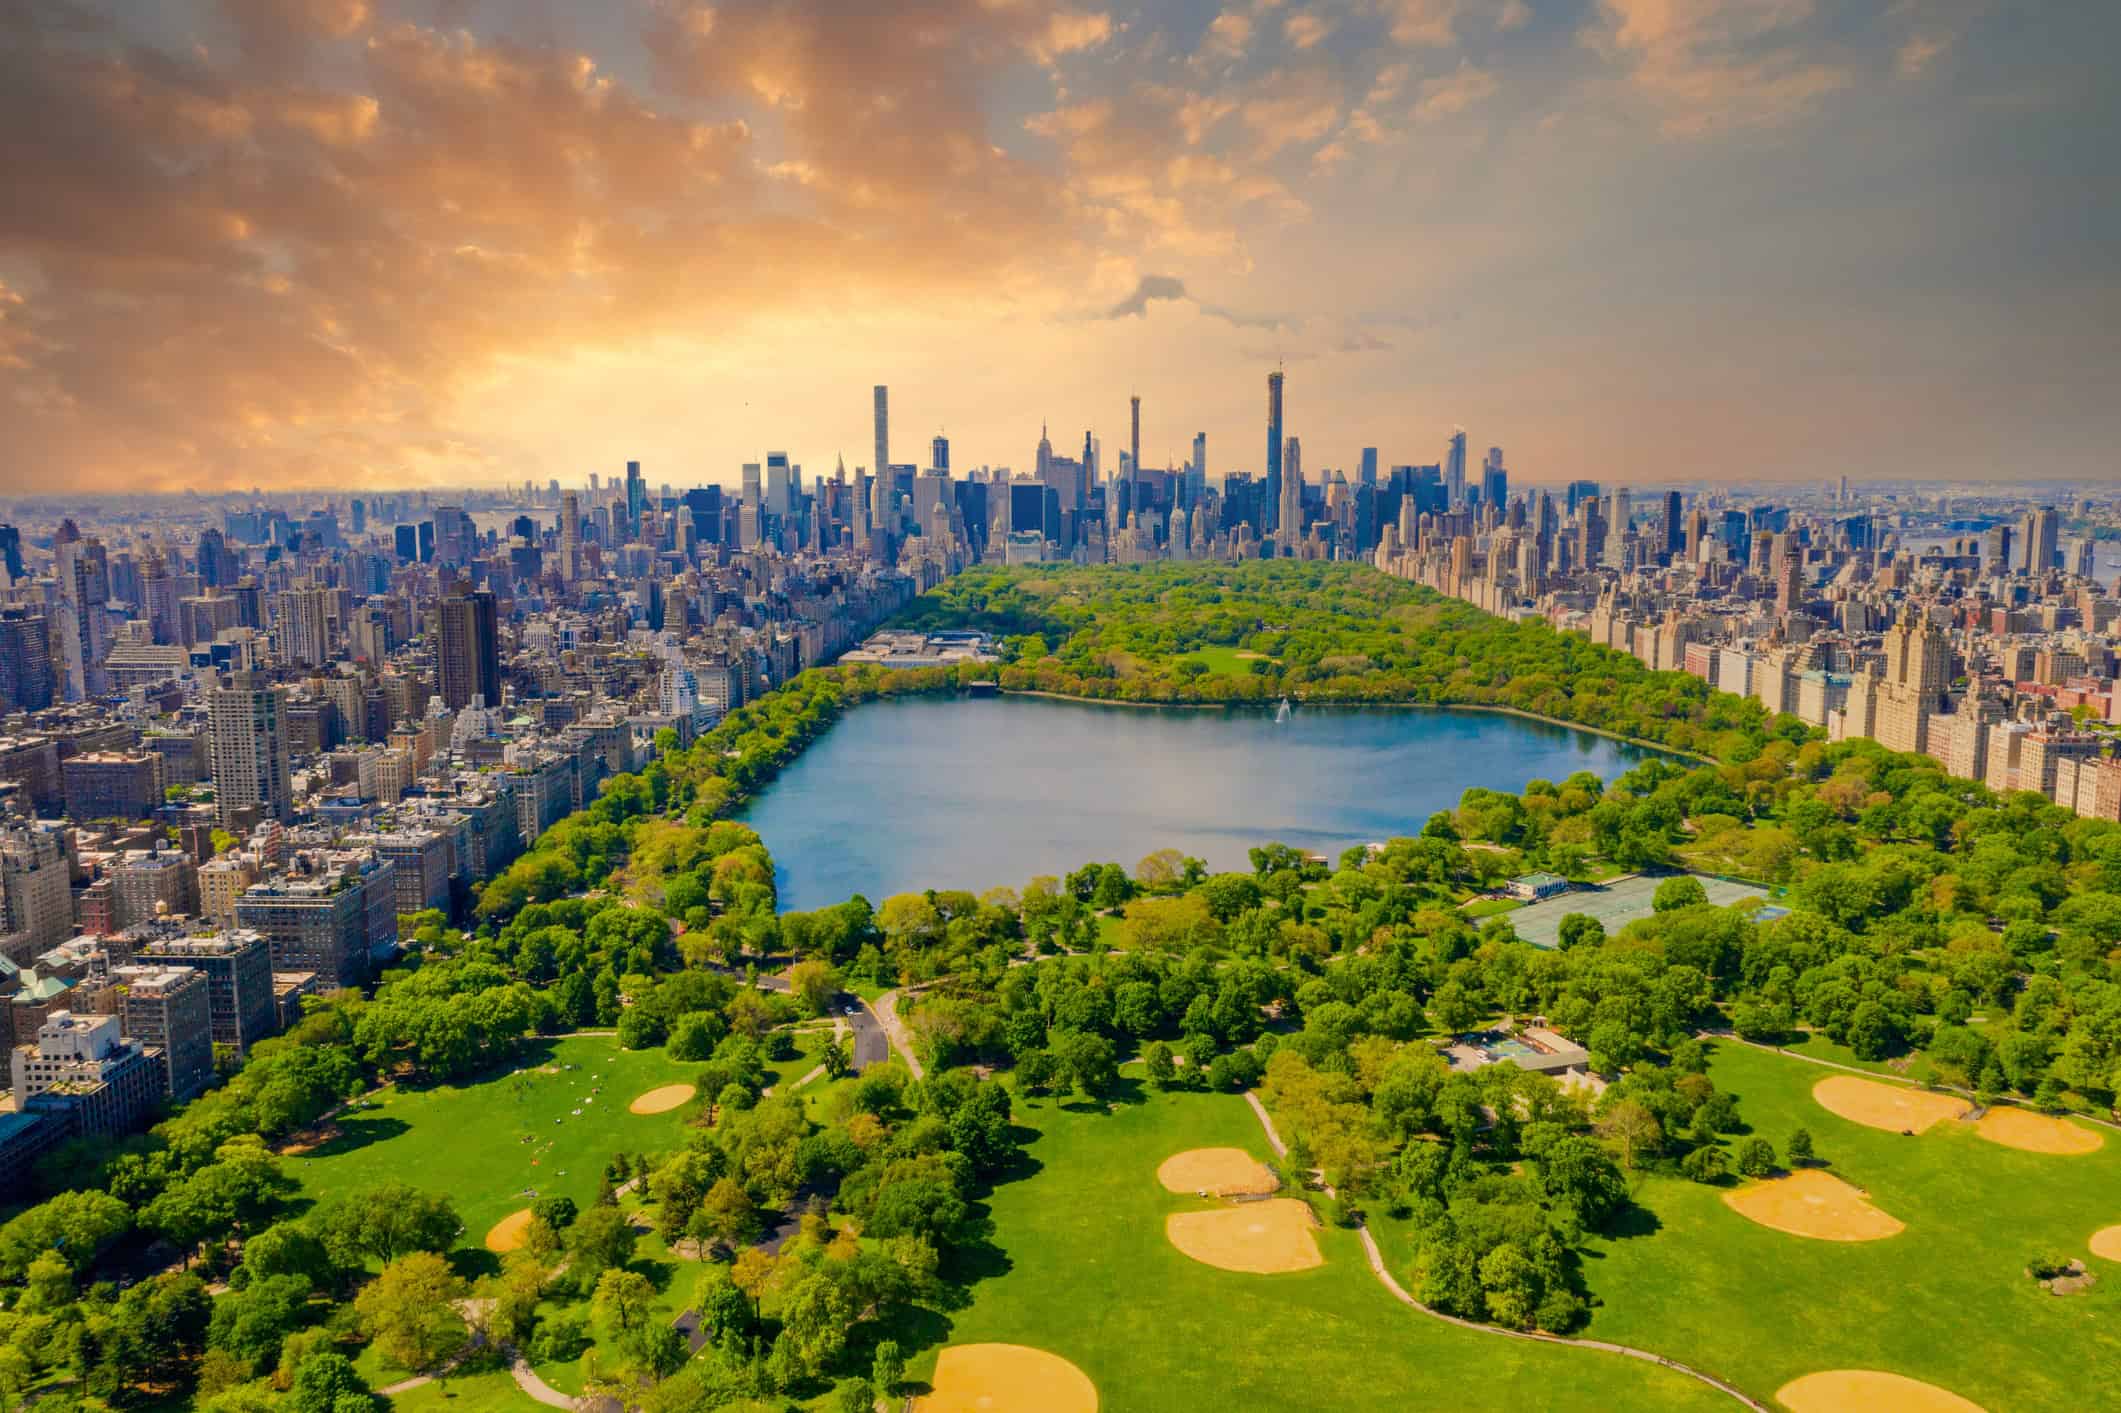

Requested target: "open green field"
[
  {"left": 1179, "top": 644, "right": 1269, "bottom": 676},
  {"left": 286, "top": 1034, "right": 708, "bottom": 1248},
  {"left": 917, "top": 1081, "right": 1729, "bottom": 1412},
  {"left": 1575, "top": 1042, "right": 2121, "bottom": 1411}
]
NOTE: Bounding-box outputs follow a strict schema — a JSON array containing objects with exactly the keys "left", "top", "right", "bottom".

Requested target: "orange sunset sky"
[{"left": 1, "top": 0, "right": 2115, "bottom": 494}]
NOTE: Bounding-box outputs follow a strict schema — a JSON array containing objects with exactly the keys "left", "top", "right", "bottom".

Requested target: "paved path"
[
  {"left": 1239, "top": 1091, "right": 1768, "bottom": 1411},
  {"left": 510, "top": 1350, "right": 574, "bottom": 1408},
  {"left": 870, "top": 988, "right": 925, "bottom": 1079}
]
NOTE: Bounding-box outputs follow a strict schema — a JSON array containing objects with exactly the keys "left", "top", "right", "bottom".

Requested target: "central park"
[{"left": 3, "top": 562, "right": 2117, "bottom": 1413}]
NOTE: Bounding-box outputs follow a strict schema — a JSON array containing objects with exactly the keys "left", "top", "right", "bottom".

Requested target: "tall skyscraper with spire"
[
  {"left": 1265, "top": 367, "right": 1285, "bottom": 531},
  {"left": 1445, "top": 430, "right": 1467, "bottom": 506}
]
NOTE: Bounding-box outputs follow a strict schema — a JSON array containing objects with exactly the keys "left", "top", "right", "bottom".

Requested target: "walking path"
[
  {"left": 510, "top": 1350, "right": 574, "bottom": 1408},
  {"left": 1239, "top": 1091, "right": 1768, "bottom": 1411},
  {"left": 871, "top": 989, "right": 925, "bottom": 1080}
]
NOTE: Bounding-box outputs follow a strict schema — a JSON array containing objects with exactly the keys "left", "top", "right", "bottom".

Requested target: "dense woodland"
[
  {"left": 2, "top": 563, "right": 2117, "bottom": 1408},
  {"left": 897, "top": 562, "right": 1795, "bottom": 759}
]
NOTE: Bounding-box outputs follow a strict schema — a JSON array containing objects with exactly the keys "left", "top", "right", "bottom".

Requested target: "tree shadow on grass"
[
  {"left": 450, "top": 1247, "right": 503, "bottom": 1282},
  {"left": 1601, "top": 1203, "right": 1664, "bottom": 1241},
  {"left": 297, "top": 1114, "right": 410, "bottom": 1159}
]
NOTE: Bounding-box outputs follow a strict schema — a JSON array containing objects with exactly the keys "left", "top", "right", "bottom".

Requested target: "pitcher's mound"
[
  {"left": 628, "top": 1083, "right": 695, "bottom": 1115},
  {"left": 2089, "top": 1226, "right": 2121, "bottom": 1262},
  {"left": 1973, "top": 1107, "right": 2104, "bottom": 1155},
  {"left": 1167, "top": 1197, "right": 1323, "bottom": 1274},
  {"left": 914, "top": 1343, "right": 1096, "bottom": 1412},
  {"left": 485, "top": 1209, "right": 533, "bottom": 1253},
  {"left": 1812, "top": 1076, "right": 1966, "bottom": 1133},
  {"left": 1777, "top": 1370, "right": 1985, "bottom": 1413},
  {"left": 1723, "top": 1169, "right": 1902, "bottom": 1241},
  {"left": 1157, "top": 1147, "right": 1278, "bottom": 1196}
]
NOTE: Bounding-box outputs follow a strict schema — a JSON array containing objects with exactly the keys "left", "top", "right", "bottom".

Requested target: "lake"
[{"left": 737, "top": 694, "right": 1671, "bottom": 910}]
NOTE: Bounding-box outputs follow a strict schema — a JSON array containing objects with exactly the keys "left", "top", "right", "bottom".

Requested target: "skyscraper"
[
  {"left": 208, "top": 672, "right": 292, "bottom": 825},
  {"left": 1480, "top": 447, "right": 1506, "bottom": 510},
  {"left": 931, "top": 433, "right": 950, "bottom": 472},
  {"left": 558, "top": 492, "right": 581, "bottom": 580},
  {"left": 1130, "top": 395, "right": 1141, "bottom": 477},
  {"left": 0, "top": 610, "right": 54, "bottom": 712},
  {"left": 1279, "top": 436, "right": 1303, "bottom": 552},
  {"left": 873, "top": 386, "right": 889, "bottom": 494},
  {"left": 625, "top": 460, "right": 647, "bottom": 535},
  {"left": 1445, "top": 430, "right": 1467, "bottom": 506},
  {"left": 1265, "top": 368, "right": 1285, "bottom": 531},
  {"left": 438, "top": 579, "right": 500, "bottom": 712},
  {"left": 280, "top": 585, "right": 334, "bottom": 669},
  {"left": 1359, "top": 447, "right": 1378, "bottom": 487}
]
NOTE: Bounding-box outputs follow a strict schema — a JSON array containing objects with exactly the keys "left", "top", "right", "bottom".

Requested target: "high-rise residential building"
[
  {"left": 1480, "top": 447, "right": 1507, "bottom": 510},
  {"left": 109, "top": 847, "right": 198, "bottom": 930},
  {"left": 0, "top": 823, "right": 71, "bottom": 967},
  {"left": 438, "top": 580, "right": 500, "bottom": 712},
  {"left": 234, "top": 853, "right": 397, "bottom": 988},
  {"left": 1882, "top": 603, "right": 1951, "bottom": 703},
  {"left": 0, "top": 611, "right": 54, "bottom": 712},
  {"left": 1279, "top": 436, "right": 1304, "bottom": 551},
  {"left": 2019, "top": 505, "right": 2060, "bottom": 575},
  {"left": 281, "top": 584, "right": 334, "bottom": 668},
  {"left": 208, "top": 672, "right": 293, "bottom": 826},
  {"left": 1130, "top": 395, "right": 1141, "bottom": 476},
  {"left": 112, "top": 965, "right": 214, "bottom": 1102},
  {"left": 870, "top": 386, "right": 893, "bottom": 543},
  {"left": 1265, "top": 368, "right": 1285, "bottom": 531},
  {"left": 558, "top": 492, "right": 581, "bottom": 580},
  {"left": 1445, "top": 429, "right": 1467, "bottom": 505}
]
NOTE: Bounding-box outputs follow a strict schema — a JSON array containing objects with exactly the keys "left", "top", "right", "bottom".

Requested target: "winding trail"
[
  {"left": 871, "top": 988, "right": 926, "bottom": 1080},
  {"left": 509, "top": 1350, "right": 574, "bottom": 1408},
  {"left": 1239, "top": 1091, "right": 1769, "bottom": 1412}
]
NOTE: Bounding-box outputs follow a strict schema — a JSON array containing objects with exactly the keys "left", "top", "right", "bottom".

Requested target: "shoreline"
[{"left": 994, "top": 686, "right": 1711, "bottom": 763}]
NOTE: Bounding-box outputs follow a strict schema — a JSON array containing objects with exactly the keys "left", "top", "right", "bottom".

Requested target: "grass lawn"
[
  {"left": 906, "top": 1082, "right": 1730, "bottom": 1411},
  {"left": 286, "top": 1033, "right": 709, "bottom": 1249},
  {"left": 763, "top": 1028, "right": 828, "bottom": 1094},
  {"left": 1179, "top": 644, "right": 1268, "bottom": 677},
  {"left": 1576, "top": 1041, "right": 2121, "bottom": 1411},
  {"left": 1461, "top": 897, "right": 1523, "bottom": 918},
  {"left": 384, "top": 1363, "right": 526, "bottom": 1411}
]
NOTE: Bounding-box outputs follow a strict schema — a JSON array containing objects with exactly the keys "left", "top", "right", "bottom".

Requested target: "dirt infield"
[
  {"left": 1973, "top": 1107, "right": 2105, "bottom": 1155},
  {"left": 485, "top": 1208, "right": 533, "bottom": 1253},
  {"left": 1166, "top": 1197, "right": 1323, "bottom": 1274},
  {"left": 1811, "top": 1075, "right": 1967, "bottom": 1133},
  {"left": 2089, "top": 1226, "right": 2121, "bottom": 1262},
  {"left": 1156, "top": 1147, "right": 1279, "bottom": 1196},
  {"left": 913, "top": 1343, "right": 1098, "bottom": 1413},
  {"left": 628, "top": 1083, "right": 696, "bottom": 1115},
  {"left": 1776, "top": 1370, "right": 1985, "bottom": 1413},
  {"left": 1722, "top": 1169, "right": 1903, "bottom": 1242}
]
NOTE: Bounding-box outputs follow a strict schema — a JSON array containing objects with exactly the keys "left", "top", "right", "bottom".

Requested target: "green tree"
[
  {"left": 287, "top": 1351, "right": 370, "bottom": 1413},
  {"left": 1785, "top": 1128, "right": 1815, "bottom": 1166},
  {"left": 354, "top": 1251, "right": 467, "bottom": 1372},
  {"left": 1734, "top": 1137, "right": 1777, "bottom": 1178}
]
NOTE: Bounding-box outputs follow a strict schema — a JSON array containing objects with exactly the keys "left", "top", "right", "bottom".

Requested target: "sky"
[{"left": 2, "top": 0, "right": 2116, "bottom": 496}]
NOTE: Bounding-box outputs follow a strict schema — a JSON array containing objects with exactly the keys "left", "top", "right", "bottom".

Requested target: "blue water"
[{"left": 737, "top": 695, "right": 1668, "bottom": 911}]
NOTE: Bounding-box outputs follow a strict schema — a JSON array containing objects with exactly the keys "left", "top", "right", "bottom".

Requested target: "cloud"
[
  {"left": 1106, "top": 274, "right": 1192, "bottom": 318},
  {"left": 1383, "top": 0, "right": 1461, "bottom": 47},
  {"left": 1099, "top": 275, "right": 1283, "bottom": 328},
  {"left": 1498, "top": 0, "right": 1532, "bottom": 32},
  {"left": 1896, "top": 33, "right": 1949, "bottom": 78},
  {"left": 1587, "top": 0, "right": 1853, "bottom": 135},
  {"left": 1415, "top": 62, "right": 1497, "bottom": 119},
  {"left": 1283, "top": 11, "right": 1335, "bottom": 49},
  {"left": 1337, "top": 330, "right": 1395, "bottom": 352}
]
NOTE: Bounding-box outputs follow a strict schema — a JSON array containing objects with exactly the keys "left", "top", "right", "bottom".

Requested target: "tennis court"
[{"left": 1506, "top": 873, "right": 1765, "bottom": 948}]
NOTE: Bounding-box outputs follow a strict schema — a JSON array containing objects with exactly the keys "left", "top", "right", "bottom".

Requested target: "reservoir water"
[{"left": 737, "top": 695, "right": 1669, "bottom": 911}]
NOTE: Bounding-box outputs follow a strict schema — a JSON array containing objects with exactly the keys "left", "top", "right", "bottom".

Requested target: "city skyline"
[{"left": 3, "top": 1, "right": 2117, "bottom": 495}]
